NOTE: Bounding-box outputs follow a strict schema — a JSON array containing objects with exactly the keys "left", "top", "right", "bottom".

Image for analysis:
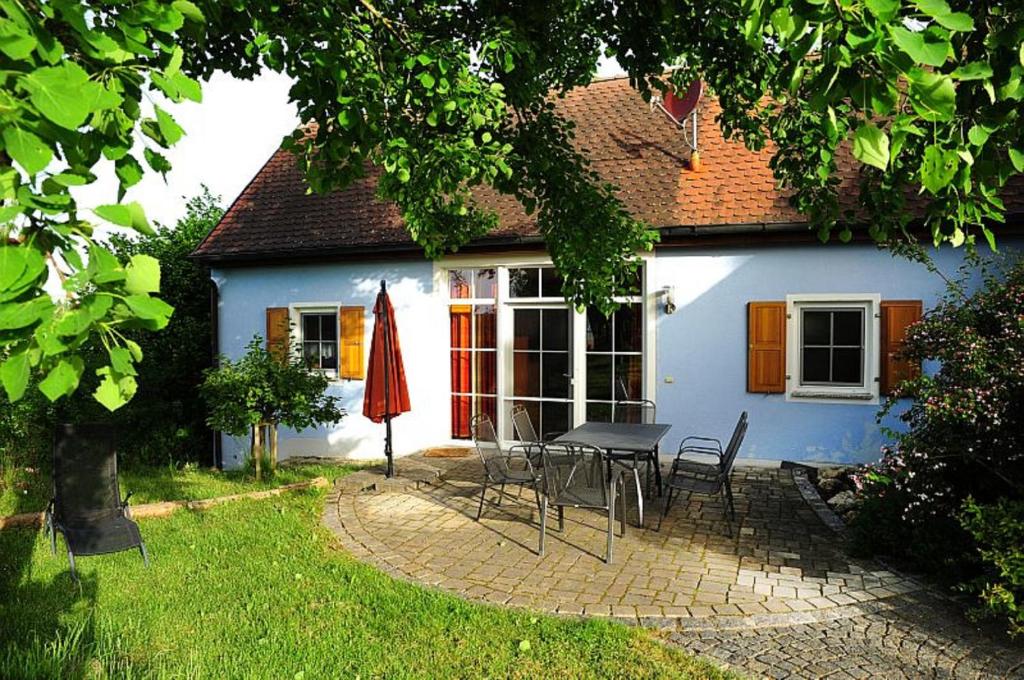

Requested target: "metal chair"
[
  {"left": 539, "top": 441, "right": 626, "bottom": 563},
  {"left": 610, "top": 399, "right": 660, "bottom": 523},
  {"left": 657, "top": 412, "right": 748, "bottom": 536},
  {"left": 471, "top": 413, "right": 542, "bottom": 522},
  {"left": 45, "top": 424, "right": 149, "bottom": 582}
]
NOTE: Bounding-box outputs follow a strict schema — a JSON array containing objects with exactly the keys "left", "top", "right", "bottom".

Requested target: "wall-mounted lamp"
[{"left": 661, "top": 285, "right": 676, "bottom": 315}]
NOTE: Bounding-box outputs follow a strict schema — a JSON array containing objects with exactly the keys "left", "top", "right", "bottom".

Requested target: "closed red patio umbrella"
[{"left": 363, "top": 280, "right": 411, "bottom": 477}]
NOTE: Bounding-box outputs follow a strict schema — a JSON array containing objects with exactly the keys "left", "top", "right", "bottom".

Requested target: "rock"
[
  {"left": 817, "top": 477, "right": 846, "bottom": 497},
  {"left": 827, "top": 490, "right": 858, "bottom": 515},
  {"left": 817, "top": 466, "right": 846, "bottom": 481}
]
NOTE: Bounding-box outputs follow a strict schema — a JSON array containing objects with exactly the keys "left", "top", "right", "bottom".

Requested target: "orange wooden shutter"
[
  {"left": 748, "top": 301, "right": 787, "bottom": 393},
  {"left": 880, "top": 300, "right": 922, "bottom": 395},
  {"left": 266, "top": 307, "right": 289, "bottom": 363},
  {"left": 339, "top": 306, "right": 365, "bottom": 380}
]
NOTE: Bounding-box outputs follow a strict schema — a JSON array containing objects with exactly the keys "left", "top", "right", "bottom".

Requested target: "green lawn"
[
  {"left": 0, "top": 473, "right": 730, "bottom": 679},
  {"left": 0, "top": 458, "right": 361, "bottom": 517}
]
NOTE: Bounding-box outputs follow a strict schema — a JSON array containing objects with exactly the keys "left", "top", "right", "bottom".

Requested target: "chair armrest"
[
  {"left": 542, "top": 431, "right": 566, "bottom": 442},
  {"left": 122, "top": 490, "right": 134, "bottom": 508},
  {"left": 506, "top": 445, "right": 539, "bottom": 476},
  {"left": 675, "top": 445, "right": 723, "bottom": 462}
]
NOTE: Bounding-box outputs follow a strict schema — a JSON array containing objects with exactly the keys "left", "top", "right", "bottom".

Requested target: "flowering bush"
[{"left": 850, "top": 254, "right": 1024, "bottom": 635}]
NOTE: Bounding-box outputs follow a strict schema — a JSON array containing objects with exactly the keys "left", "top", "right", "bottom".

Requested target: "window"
[
  {"left": 786, "top": 295, "right": 880, "bottom": 401},
  {"left": 448, "top": 268, "right": 497, "bottom": 438},
  {"left": 509, "top": 266, "right": 563, "bottom": 298},
  {"left": 301, "top": 312, "right": 338, "bottom": 372},
  {"left": 585, "top": 303, "right": 643, "bottom": 421}
]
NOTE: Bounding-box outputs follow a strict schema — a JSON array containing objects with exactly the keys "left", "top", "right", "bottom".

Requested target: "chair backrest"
[
  {"left": 540, "top": 441, "right": 609, "bottom": 508},
  {"left": 719, "top": 412, "right": 749, "bottom": 475},
  {"left": 52, "top": 423, "right": 122, "bottom": 524},
  {"left": 510, "top": 404, "right": 539, "bottom": 443},
  {"left": 471, "top": 413, "right": 506, "bottom": 480},
  {"left": 612, "top": 399, "right": 656, "bottom": 425}
]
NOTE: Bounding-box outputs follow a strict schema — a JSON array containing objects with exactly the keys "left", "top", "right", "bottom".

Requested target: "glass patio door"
[{"left": 510, "top": 307, "right": 573, "bottom": 440}]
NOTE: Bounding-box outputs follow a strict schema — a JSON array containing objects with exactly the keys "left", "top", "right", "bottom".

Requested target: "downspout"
[{"left": 209, "top": 277, "right": 222, "bottom": 470}]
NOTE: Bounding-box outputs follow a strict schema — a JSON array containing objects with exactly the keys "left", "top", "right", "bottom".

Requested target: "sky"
[{"left": 76, "top": 59, "right": 626, "bottom": 230}]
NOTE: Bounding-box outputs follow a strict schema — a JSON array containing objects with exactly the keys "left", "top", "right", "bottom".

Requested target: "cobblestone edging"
[{"left": 791, "top": 467, "right": 847, "bottom": 535}]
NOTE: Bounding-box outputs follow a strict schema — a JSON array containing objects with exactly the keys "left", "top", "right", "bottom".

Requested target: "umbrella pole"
[{"left": 381, "top": 280, "right": 394, "bottom": 478}]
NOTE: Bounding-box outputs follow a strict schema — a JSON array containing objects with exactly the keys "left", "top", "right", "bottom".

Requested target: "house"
[{"left": 191, "top": 74, "right": 1024, "bottom": 469}]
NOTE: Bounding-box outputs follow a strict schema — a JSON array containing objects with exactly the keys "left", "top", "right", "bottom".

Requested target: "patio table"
[{"left": 554, "top": 422, "right": 671, "bottom": 527}]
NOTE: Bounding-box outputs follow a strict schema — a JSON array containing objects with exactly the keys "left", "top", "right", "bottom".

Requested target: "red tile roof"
[{"left": 193, "top": 75, "right": 1022, "bottom": 261}]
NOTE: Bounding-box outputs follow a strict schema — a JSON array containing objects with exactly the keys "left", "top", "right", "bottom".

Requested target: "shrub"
[
  {"left": 959, "top": 498, "right": 1024, "bottom": 637},
  {"left": 201, "top": 337, "right": 345, "bottom": 479},
  {"left": 851, "top": 253, "right": 1024, "bottom": 633}
]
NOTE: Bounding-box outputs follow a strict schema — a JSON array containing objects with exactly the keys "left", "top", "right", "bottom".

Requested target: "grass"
[
  {"left": 0, "top": 457, "right": 361, "bottom": 517},
  {"left": 0, "top": 473, "right": 732, "bottom": 679}
]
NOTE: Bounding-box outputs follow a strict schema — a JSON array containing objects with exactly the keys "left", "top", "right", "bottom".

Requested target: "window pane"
[
  {"left": 586, "top": 308, "right": 612, "bottom": 351},
  {"left": 586, "top": 354, "right": 613, "bottom": 401},
  {"left": 615, "top": 355, "right": 643, "bottom": 400},
  {"left": 450, "top": 306, "right": 472, "bottom": 349},
  {"left": 476, "top": 396, "right": 497, "bottom": 426},
  {"left": 542, "top": 309, "right": 569, "bottom": 350},
  {"left": 320, "top": 314, "right": 337, "bottom": 342},
  {"left": 475, "top": 351, "right": 497, "bottom": 395},
  {"left": 541, "top": 401, "right": 571, "bottom": 440},
  {"left": 303, "top": 314, "right": 320, "bottom": 341},
  {"left": 802, "top": 347, "right": 830, "bottom": 383},
  {"left": 449, "top": 270, "right": 471, "bottom": 298},
  {"left": 513, "top": 401, "right": 541, "bottom": 440},
  {"left": 586, "top": 402, "right": 613, "bottom": 423},
  {"left": 540, "top": 267, "right": 563, "bottom": 298},
  {"left": 615, "top": 303, "right": 642, "bottom": 352},
  {"left": 832, "top": 348, "right": 863, "bottom": 384},
  {"left": 450, "top": 351, "right": 472, "bottom": 392},
  {"left": 474, "top": 305, "right": 496, "bottom": 349},
  {"left": 514, "top": 309, "right": 540, "bottom": 350},
  {"left": 513, "top": 352, "right": 540, "bottom": 397},
  {"left": 542, "top": 353, "right": 570, "bottom": 398},
  {"left": 474, "top": 268, "right": 496, "bottom": 299},
  {"left": 303, "top": 342, "right": 320, "bottom": 368},
  {"left": 802, "top": 310, "right": 831, "bottom": 346},
  {"left": 451, "top": 395, "right": 472, "bottom": 438},
  {"left": 320, "top": 342, "right": 337, "bottom": 370},
  {"left": 509, "top": 268, "right": 539, "bottom": 297},
  {"left": 833, "top": 310, "right": 863, "bottom": 346}
]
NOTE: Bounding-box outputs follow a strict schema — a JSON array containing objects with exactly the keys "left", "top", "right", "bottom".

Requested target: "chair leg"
[
  {"left": 538, "top": 496, "right": 547, "bottom": 556},
  {"left": 532, "top": 481, "right": 543, "bottom": 517},
  {"left": 558, "top": 506, "right": 564, "bottom": 533},
  {"left": 476, "top": 480, "right": 489, "bottom": 521},
  {"left": 656, "top": 486, "right": 676, "bottom": 532},
  {"left": 720, "top": 486, "right": 733, "bottom": 538},
  {"left": 725, "top": 478, "right": 737, "bottom": 521},
  {"left": 497, "top": 483, "right": 505, "bottom": 506},
  {"left": 46, "top": 513, "right": 56, "bottom": 555},
  {"left": 67, "top": 549, "right": 78, "bottom": 583},
  {"left": 607, "top": 479, "right": 616, "bottom": 564},
  {"left": 139, "top": 541, "right": 150, "bottom": 567},
  {"left": 631, "top": 467, "right": 644, "bottom": 528},
  {"left": 619, "top": 477, "right": 627, "bottom": 538}
]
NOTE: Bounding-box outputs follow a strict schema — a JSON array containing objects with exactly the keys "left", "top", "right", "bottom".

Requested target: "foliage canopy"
[{"left": 2, "top": 0, "right": 1024, "bottom": 407}]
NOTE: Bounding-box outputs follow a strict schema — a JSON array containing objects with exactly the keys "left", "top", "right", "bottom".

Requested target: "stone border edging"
[
  {"left": 791, "top": 467, "right": 847, "bottom": 534},
  {"left": 0, "top": 476, "right": 330, "bottom": 530}
]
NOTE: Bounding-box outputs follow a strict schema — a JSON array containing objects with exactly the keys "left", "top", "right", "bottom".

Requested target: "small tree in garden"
[
  {"left": 201, "top": 337, "right": 345, "bottom": 480},
  {"left": 853, "top": 254, "right": 1024, "bottom": 635}
]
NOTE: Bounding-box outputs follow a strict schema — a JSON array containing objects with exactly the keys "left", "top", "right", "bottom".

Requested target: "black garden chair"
[
  {"left": 45, "top": 424, "right": 149, "bottom": 582},
  {"left": 471, "top": 413, "right": 542, "bottom": 521}
]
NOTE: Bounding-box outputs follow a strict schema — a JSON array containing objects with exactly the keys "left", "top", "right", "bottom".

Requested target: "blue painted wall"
[{"left": 652, "top": 241, "right": 1019, "bottom": 464}]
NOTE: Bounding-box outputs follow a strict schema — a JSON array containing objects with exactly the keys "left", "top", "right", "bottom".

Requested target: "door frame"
[{"left": 434, "top": 251, "right": 657, "bottom": 444}]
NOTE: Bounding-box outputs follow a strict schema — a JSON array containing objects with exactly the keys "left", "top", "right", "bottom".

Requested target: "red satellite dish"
[{"left": 663, "top": 79, "right": 703, "bottom": 124}]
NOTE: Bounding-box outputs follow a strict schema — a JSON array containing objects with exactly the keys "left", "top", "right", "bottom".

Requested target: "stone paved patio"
[{"left": 323, "top": 455, "right": 1024, "bottom": 678}]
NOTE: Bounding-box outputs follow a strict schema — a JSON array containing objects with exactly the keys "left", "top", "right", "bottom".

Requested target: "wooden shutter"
[
  {"left": 266, "top": 307, "right": 289, "bottom": 363},
  {"left": 339, "top": 306, "right": 365, "bottom": 380},
  {"left": 748, "top": 301, "right": 786, "bottom": 393},
  {"left": 880, "top": 300, "right": 922, "bottom": 395}
]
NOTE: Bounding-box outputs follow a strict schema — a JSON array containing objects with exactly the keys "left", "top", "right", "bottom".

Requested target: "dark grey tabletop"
[{"left": 554, "top": 422, "right": 672, "bottom": 452}]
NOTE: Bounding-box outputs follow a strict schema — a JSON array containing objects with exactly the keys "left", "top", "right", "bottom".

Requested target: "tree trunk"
[
  {"left": 252, "top": 422, "right": 263, "bottom": 482},
  {"left": 269, "top": 422, "right": 279, "bottom": 472}
]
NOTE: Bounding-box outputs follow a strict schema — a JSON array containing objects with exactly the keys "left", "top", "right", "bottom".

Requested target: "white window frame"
[
  {"left": 288, "top": 302, "right": 340, "bottom": 380},
  {"left": 785, "top": 293, "right": 881, "bottom": 404}
]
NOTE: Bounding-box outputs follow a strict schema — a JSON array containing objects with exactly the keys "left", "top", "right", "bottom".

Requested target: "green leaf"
[
  {"left": 865, "top": 0, "right": 899, "bottom": 20},
  {"left": 968, "top": 125, "right": 992, "bottom": 147},
  {"left": 173, "top": 0, "right": 206, "bottom": 24},
  {"left": 0, "top": 350, "right": 30, "bottom": 401},
  {"left": 0, "top": 296, "right": 51, "bottom": 330},
  {"left": 55, "top": 309, "right": 92, "bottom": 337},
  {"left": 94, "top": 202, "right": 154, "bottom": 235},
  {"left": 518, "top": 640, "right": 531, "bottom": 652},
  {"left": 115, "top": 155, "right": 144, "bottom": 189},
  {"left": 144, "top": 148, "right": 172, "bottom": 175},
  {"left": 170, "top": 72, "right": 202, "bottom": 102},
  {"left": 908, "top": 69, "right": 956, "bottom": 122},
  {"left": 951, "top": 62, "right": 993, "bottom": 81},
  {"left": 0, "top": 20, "right": 37, "bottom": 60},
  {"left": 0, "top": 245, "right": 46, "bottom": 300},
  {"left": 108, "top": 347, "right": 137, "bottom": 376},
  {"left": 2, "top": 127, "right": 53, "bottom": 174},
  {"left": 1009, "top": 149, "right": 1024, "bottom": 173},
  {"left": 920, "top": 144, "right": 959, "bottom": 194},
  {"left": 418, "top": 72, "right": 436, "bottom": 89},
  {"left": 93, "top": 366, "right": 137, "bottom": 411},
  {"left": 50, "top": 172, "right": 89, "bottom": 187},
  {"left": 155, "top": 105, "right": 184, "bottom": 145},
  {"left": 125, "top": 254, "right": 161, "bottom": 294},
  {"left": 125, "top": 294, "right": 174, "bottom": 327},
  {"left": 38, "top": 357, "right": 84, "bottom": 402},
  {"left": 22, "top": 62, "right": 103, "bottom": 130},
  {"left": 891, "top": 26, "right": 950, "bottom": 67},
  {"left": 852, "top": 123, "right": 890, "bottom": 171}
]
